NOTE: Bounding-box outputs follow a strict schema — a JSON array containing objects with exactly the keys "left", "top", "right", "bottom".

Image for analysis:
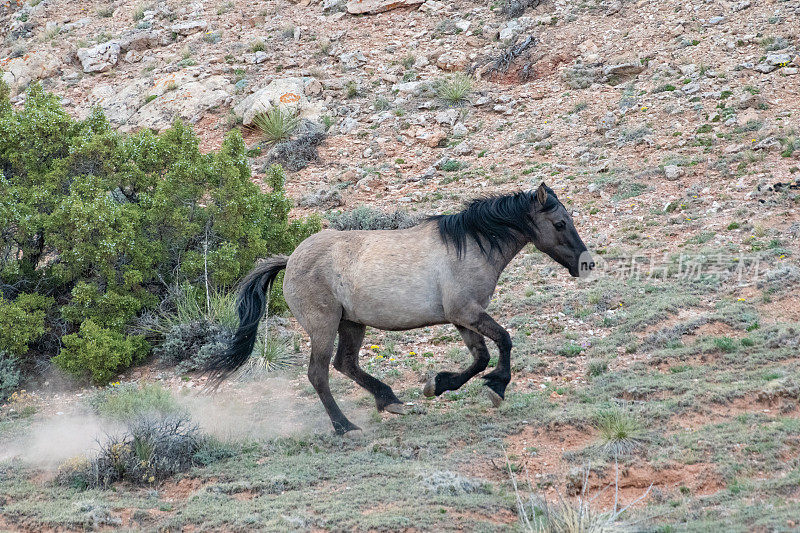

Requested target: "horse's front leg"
[
  {"left": 467, "top": 312, "right": 512, "bottom": 407},
  {"left": 423, "top": 326, "right": 490, "bottom": 397}
]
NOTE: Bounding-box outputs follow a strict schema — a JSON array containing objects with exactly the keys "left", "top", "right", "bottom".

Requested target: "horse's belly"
[{"left": 342, "top": 281, "right": 445, "bottom": 330}]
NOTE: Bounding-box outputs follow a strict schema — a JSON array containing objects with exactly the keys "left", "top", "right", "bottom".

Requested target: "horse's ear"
[{"left": 536, "top": 183, "right": 548, "bottom": 205}]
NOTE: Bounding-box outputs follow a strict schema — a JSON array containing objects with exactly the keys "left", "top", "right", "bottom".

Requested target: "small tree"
[{"left": 0, "top": 81, "right": 320, "bottom": 384}]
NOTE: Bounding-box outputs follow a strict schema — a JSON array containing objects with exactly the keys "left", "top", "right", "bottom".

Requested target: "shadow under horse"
[{"left": 205, "top": 183, "right": 594, "bottom": 435}]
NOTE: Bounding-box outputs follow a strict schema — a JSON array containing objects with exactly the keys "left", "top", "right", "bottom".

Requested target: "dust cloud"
[{"left": 0, "top": 375, "right": 369, "bottom": 469}]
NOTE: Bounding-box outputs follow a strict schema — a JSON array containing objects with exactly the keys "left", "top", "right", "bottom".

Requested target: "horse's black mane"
[{"left": 429, "top": 188, "right": 562, "bottom": 258}]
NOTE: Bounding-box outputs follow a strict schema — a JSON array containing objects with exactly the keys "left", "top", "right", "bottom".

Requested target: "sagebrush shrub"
[
  {"left": 267, "top": 130, "right": 325, "bottom": 171},
  {"left": 58, "top": 415, "right": 202, "bottom": 488},
  {"left": 154, "top": 319, "right": 228, "bottom": 373},
  {"left": 326, "top": 205, "right": 418, "bottom": 231},
  {"left": 0, "top": 81, "right": 320, "bottom": 383}
]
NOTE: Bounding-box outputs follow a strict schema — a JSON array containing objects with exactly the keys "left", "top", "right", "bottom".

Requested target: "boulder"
[
  {"left": 117, "top": 29, "right": 166, "bottom": 52},
  {"left": 233, "top": 77, "right": 325, "bottom": 126},
  {"left": 766, "top": 53, "right": 792, "bottom": 66},
  {"left": 85, "top": 80, "right": 150, "bottom": 126},
  {"left": 77, "top": 42, "right": 121, "bottom": 73},
  {"left": 338, "top": 51, "right": 367, "bottom": 69},
  {"left": 664, "top": 165, "right": 684, "bottom": 181},
  {"left": 0, "top": 50, "right": 62, "bottom": 96},
  {"left": 436, "top": 50, "right": 468, "bottom": 71},
  {"left": 346, "top": 0, "right": 423, "bottom": 15},
  {"left": 602, "top": 61, "right": 645, "bottom": 78},
  {"left": 123, "top": 75, "right": 232, "bottom": 132},
  {"left": 170, "top": 20, "right": 208, "bottom": 36}
]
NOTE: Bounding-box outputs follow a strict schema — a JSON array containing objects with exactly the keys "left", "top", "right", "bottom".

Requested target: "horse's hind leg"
[
  {"left": 333, "top": 320, "right": 405, "bottom": 414},
  {"left": 306, "top": 316, "right": 361, "bottom": 435},
  {"left": 423, "top": 326, "right": 490, "bottom": 397}
]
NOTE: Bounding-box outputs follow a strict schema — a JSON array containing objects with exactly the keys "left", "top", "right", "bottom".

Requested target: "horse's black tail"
[{"left": 204, "top": 255, "right": 289, "bottom": 388}]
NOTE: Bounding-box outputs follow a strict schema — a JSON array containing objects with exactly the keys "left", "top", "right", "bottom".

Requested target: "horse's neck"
[{"left": 490, "top": 239, "right": 530, "bottom": 276}]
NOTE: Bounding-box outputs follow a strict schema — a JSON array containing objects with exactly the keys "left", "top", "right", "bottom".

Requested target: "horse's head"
[{"left": 529, "top": 183, "right": 594, "bottom": 278}]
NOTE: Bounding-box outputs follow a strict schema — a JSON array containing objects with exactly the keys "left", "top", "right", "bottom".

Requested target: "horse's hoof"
[
  {"left": 486, "top": 388, "right": 503, "bottom": 408},
  {"left": 343, "top": 427, "right": 363, "bottom": 438},
  {"left": 423, "top": 378, "right": 436, "bottom": 397},
  {"left": 384, "top": 403, "right": 407, "bottom": 415}
]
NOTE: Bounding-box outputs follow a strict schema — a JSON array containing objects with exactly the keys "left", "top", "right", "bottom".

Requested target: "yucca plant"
[
  {"left": 436, "top": 73, "right": 473, "bottom": 106},
  {"left": 246, "top": 332, "right": 297, "bottom": 375},
  {"left": 594, "top": 407, "right": 645, "bottom": 458},
  {"left": 251, "top": 106, "right": 300, "bottom": 144}
]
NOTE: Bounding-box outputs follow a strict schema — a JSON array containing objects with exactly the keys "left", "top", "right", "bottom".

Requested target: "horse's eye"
[{"left": 554, "top": 221, "right": 566, "bottom": 231}]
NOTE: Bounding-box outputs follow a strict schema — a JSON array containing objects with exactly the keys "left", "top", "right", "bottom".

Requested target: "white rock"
[
  {"left": 85, "top": 80, "right": 149, "bottom": 126},
  {"left": 124, "top": 75, "right": 232, "bottom": 132},
  {"left": 117, "top": 29, "right": 165, "bottom": 52},
  {"left": 766, "top": 53, "right": 792, "bottom": 66},
  {"left": 455, "top": 20, "right": 471, "bottom": 33},
  {"left": 664, "top": 165, "right": 684, "bottom": 181},
  {"left": 77, "top": 42, "right": 121, "bottom": 73},
  {"left": 233, "top": 77, "right": 325, "bottom": 126},
  {"left": 413, "top": 56, "right": 430, "bottom": 69},
  {"left": 392, "top": 81, "right": 424, "bottom": 96},
  {"left": 434, "top": 108, "right": 459, "bottom": 125},
  {"left": 170, "top": 20, "right": 208, "bottom": 36},
  {"left": 339, "top": 116, "right": 359, "bottom": 134},
  {"left": 125, "top": 50, "right": 143, "bottom": 63},
  {"left": 346, "top": 0, "right": 423, "bottom": 14},
  {"left": 436, "top": 50, "right": 468, "bottom": 71},
  {"left": 339, "top": 51, "right": 368, "bottom": 69},
  {"left": 454, "top": 141, "right": 473, "bottom": 155}
]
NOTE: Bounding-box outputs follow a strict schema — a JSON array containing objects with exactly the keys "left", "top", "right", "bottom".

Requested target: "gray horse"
[{"left": 205, "top": 183, "right": 593, "bottom": 434}]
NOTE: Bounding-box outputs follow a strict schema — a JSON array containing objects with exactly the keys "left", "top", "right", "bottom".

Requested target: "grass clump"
[
  {"left": 89, "top": 382, "right": 181, "bottom": 421},
  {"left": 586, "top": 359, "right": 608, "bottom": 378},
  {"left": 250, "top": 39, "right": 266, "bottom": 53},
  {"left": 505, "top": 454, "right": 652, "bottom": 532},
  {"left": 594, "top": 407, "right": 645, "bottom": 457},
  {"left": 252, "top": 107, "right": 300, "bottom": 144},
  {"left": 436, "top": 73, "right": 473, "bottom": 106},
  {"left": 713, "top": 336, "right": 738, "bottom": 353}
]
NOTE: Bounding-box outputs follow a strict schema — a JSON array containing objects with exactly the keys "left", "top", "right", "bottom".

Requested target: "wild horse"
[{"left": 205, "top": 183, "right": 593, "bottom": 434}]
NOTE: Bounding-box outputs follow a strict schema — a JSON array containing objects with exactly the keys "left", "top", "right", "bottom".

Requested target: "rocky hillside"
[{"left": 2, "top": 0, "right": 798, "bottom": 225}]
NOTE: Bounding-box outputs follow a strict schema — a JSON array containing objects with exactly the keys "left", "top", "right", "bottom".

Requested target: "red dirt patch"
[
  {"left": 160, "top": 476, "right": 211, "bottom": 500},
  {"left": 501, "top": 424, "right": 723, "bottom": 512}
]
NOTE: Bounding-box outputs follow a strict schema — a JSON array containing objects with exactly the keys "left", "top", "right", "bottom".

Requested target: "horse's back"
[{"left": 283, "top": 224, "right": 449, "bottom": 329}]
